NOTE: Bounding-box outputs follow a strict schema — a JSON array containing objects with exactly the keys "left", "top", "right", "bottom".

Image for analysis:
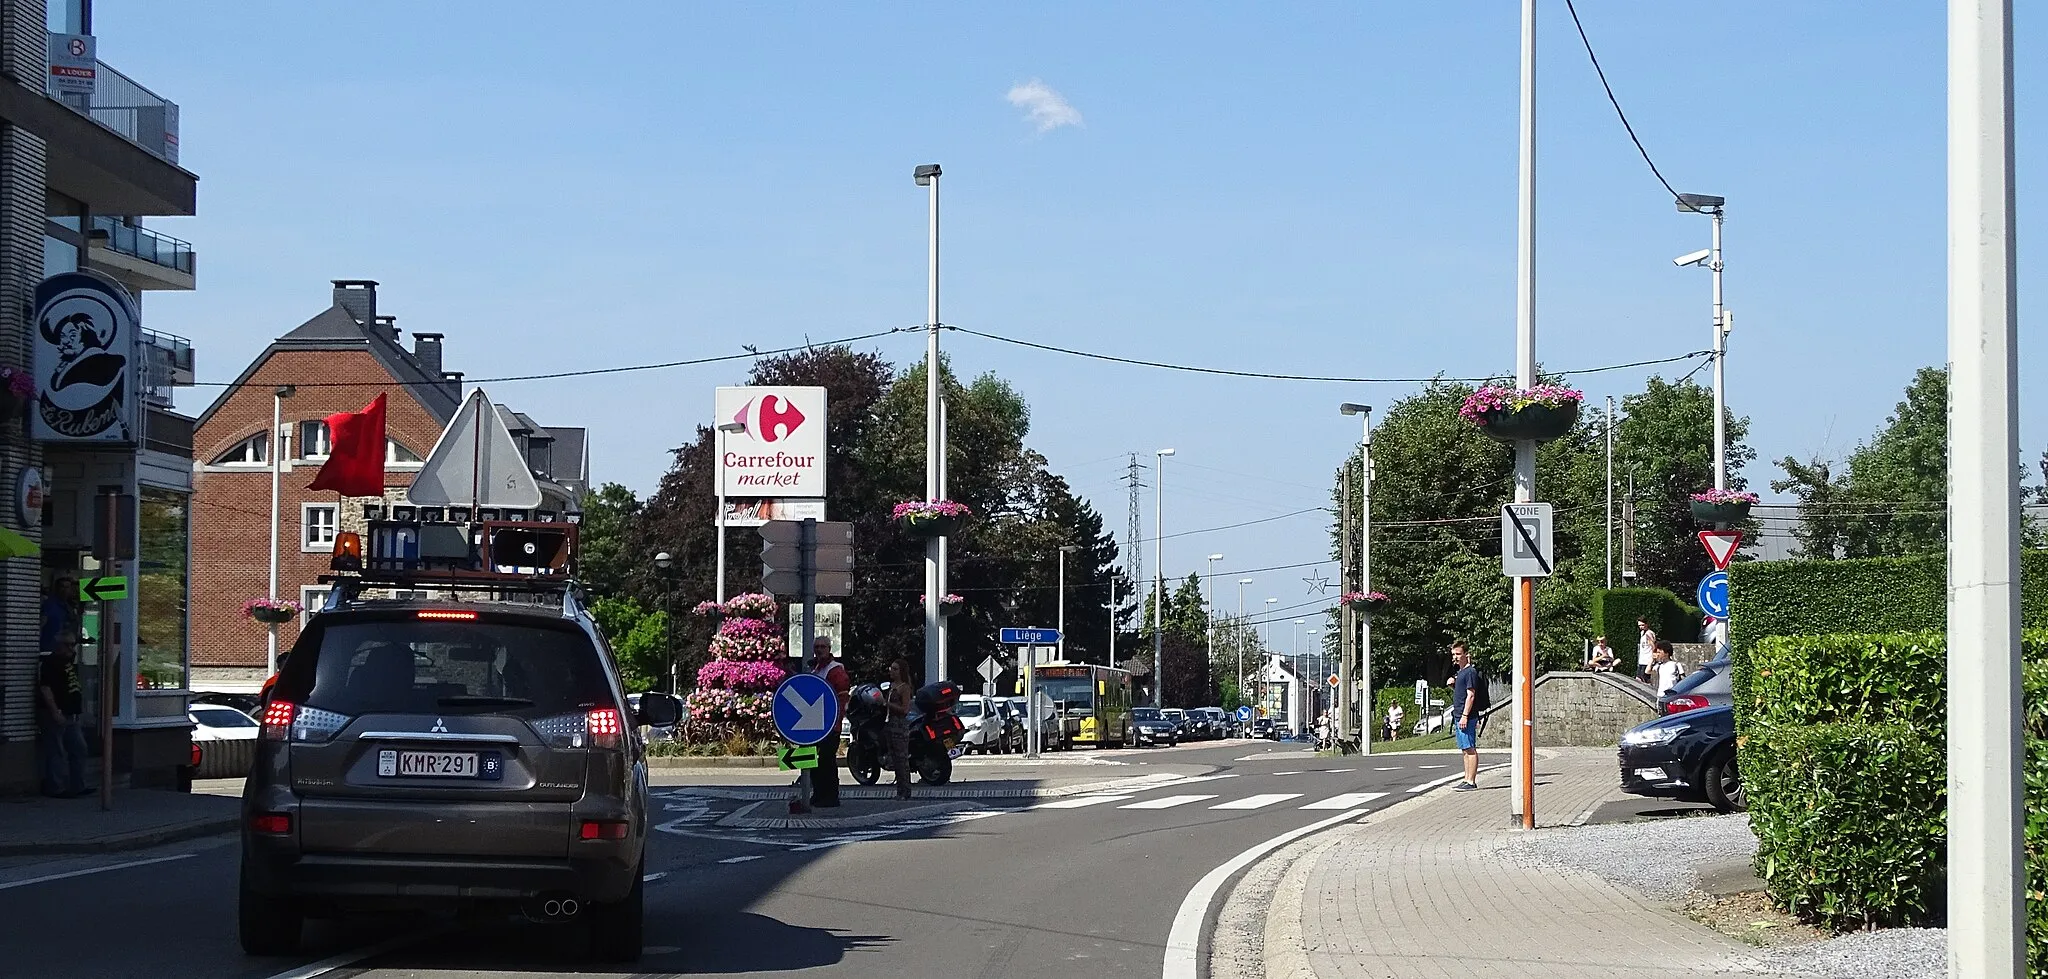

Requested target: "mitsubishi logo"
[{"left": 430, "top": 718, "right": 448, "bottom": 733}]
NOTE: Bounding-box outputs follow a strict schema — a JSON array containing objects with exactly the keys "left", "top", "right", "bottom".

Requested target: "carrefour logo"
[{"left": 732, "top": 394, "right": 806, "bottom": 444}]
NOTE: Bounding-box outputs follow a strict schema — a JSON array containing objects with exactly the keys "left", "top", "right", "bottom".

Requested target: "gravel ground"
[
  {"left": 1743, "top": 928, "right": 1945, "bottom": 979},
  {"left": 1494, "top": 811, "right": 1757, "bottom": 899}
]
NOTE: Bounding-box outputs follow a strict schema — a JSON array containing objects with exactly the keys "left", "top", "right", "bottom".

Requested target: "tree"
[
  {"left": 590, "top": 596, "right": 669, "bottom": 693},
  {"left": 577, "top": 482, "right": 640, "bottom": 599},
  {"left": 1613, "top": 376, "right": 1756, "bottom": 591},
  {"left": 1769, "top": 455, "right": 1851, "bottom": 559},
  {"left": 1838, "top": 367, "right": 1947, "bottom": 557}
]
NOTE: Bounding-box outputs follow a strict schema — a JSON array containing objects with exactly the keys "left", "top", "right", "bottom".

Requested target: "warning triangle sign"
[
  {"left": 1698, "top": 531, "right": 1743, "bottom": 571},
  {"left": 407, "top": 389, "right": 543, "bottom": 509}
]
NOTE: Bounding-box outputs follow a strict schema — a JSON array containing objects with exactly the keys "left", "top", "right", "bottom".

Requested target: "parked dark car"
[
  {"left": 1129, "top": 708, "right": 1179, "bottom": 747},
  {"left": 1617, "top": 705, "right": 1744, "bottom": 812},
  {"left": 1658, "top": 652, "right": 1733, "bottom": 715},
  {"left": 192, "top": 691, "right": 264, "bottom": 717}
]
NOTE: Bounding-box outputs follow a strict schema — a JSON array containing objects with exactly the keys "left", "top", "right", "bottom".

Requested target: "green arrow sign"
[
  {"left": 79, "top": 575, "right": 128, "bottom": 602},
  {"left": 777, "top": 744, "right": 819, "bottom": 770}
]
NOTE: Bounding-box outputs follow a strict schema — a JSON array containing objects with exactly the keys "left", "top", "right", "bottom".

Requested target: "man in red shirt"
[{"left": 808, "top": 636, "right": 851, "bottom": 808}]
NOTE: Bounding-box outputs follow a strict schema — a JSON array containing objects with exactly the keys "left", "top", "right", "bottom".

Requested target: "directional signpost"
[
  {"left": 762, "top": 519, "right": 856, "bottom": 738},
  {"left": 1003, "top": 628, "right": 1059, "bottom": 758},
  {"left": 1696, "top": 570, "right": 1730, "bottom": 621},
  {"left": 777, "top": 745, "right": 819, "bottom": 770},
  {"left": 78, "top": 575, "right": 127, "bottom": 602},
  {"left": 999, "top": 627, "right": 1059, "bottom": 646},
  {"left": 772, "top": 671, "right": 841, "bottom": 814}
]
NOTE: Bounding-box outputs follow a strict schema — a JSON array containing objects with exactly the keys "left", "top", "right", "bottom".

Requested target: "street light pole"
[
  {"left": 1677, "top": 192, "right": 1730, "bottom": 492},
  {"left": 267, "top": 384, "right": 295, "bottom": 676},
  {"left": 1510, "top": 0, "right": 1538, "bottom": 830},
  {"left": 1205, "top": 553, "right": 1223, "bottom": 698},
  {"left": 1153, "top": 448, "right": 1175, "bottom": 706},
  {"left": 1947, "top": 1, "right": 2024, "bottom": 973},
  {"left": 1340, "top": 403, "right": 1373, "bottom": 754},
  {"left": 1605, "top": 395, "right": 1616, "bottom": 589},
  {"left": 1236, "top": 577, "right": 1253, "bottom": 710},
  {"left": 915, "top": 163, "right": 943, "bottom": 687},
  {"left": 714, "top": 422, "right": 745, "bottom": 603},
  {"left": 1058, "top": 545, "right": 1080, "bottom": 662},
  {"left": 1262, "top": 597, "right": 1277, "bottom": 719},
  {"left": 655, "top": 551, "right": 675, "bottom": 692}
]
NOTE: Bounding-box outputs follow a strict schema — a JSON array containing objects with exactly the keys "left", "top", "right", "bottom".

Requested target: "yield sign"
[{"left": 1698, "top": 530, "right": 1743, "bottom": 571}]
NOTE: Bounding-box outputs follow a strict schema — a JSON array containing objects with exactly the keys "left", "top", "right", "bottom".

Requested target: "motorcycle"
[{"left": 844, "top": 681, "right": 965, "bottom": 786}]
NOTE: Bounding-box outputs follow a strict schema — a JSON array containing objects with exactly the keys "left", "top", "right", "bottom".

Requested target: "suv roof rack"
[{"left": 315, "top": 517, "right": 588, "bottom": 621}]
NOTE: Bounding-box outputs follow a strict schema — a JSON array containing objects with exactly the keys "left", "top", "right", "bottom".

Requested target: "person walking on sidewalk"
[
  {"left": 808, "top": 636, "right": 852, "bottom": 808},
  {"left": 885, "top": 658, "right": 914, "bottom": 799},
  {"left": 36, "top": 634, "right": 89, "bottom": 798},
  {"left": 1450, "top": 642, "right": 1484, "bottom": 791},
  {"left": 1649, "top": 639, "right": 1688, "bottom": 696}
]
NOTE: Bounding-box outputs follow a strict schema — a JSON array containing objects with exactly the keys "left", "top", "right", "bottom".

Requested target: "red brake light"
[
  {"left": 1664, "top": 696, "right": 1708, "bottom": 715},
  {"left": 260, "top": 701, "right": 296, "bottom": 740},
  {"left": 586, "top": 708, "right": 623, "bottom": 749},
  {"left": 251, "top": 813, "right": 292, "bottom": 834},
  {"left": 417, "top": 610, "right": 478, "bottom": 621},
  {"left": 190, "top": 743, "right": 203, "bottom": 767},
  {"left": 578, "top": 819, "right": 629, "bottom": 841}
]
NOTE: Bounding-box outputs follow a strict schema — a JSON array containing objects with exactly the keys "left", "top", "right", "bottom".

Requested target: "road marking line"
[
  {"left": 642, "top": 871, "right": 669, "bottom": 882},
  {"left": 1320, "top": 768, "right": 1356, "bottom": 773},
  {"left": 1372, "top": 766, "right": 1403, "bottom": 771},
  {"left": 1118, "top": 794, "right": 1218, "bottom": 810},
  {"left": 0, "top": 853, "right": 194, "bottom": 891},
  {"left": 1301, "top": 792, "right": 1388, "bottom": 810},
  {"left": 1417, "top": 764, "right": 1448, "bottom": 769},
  {"left": 1031, "top": 794, "right": 1133, "bottom": 809},
  {"left": 261, "top": 934, "right": 426, "bottom": 979},
  {"left": 1270, "top": 771, "right": 1302, "bottom": 776},
  {"left": 1161, "top": 807, "right": 1369, "bottom": 979},
  {"left": 1406, "top": 771, "right": 1470, "bottom": 793},
  {"left": 718, "top": 855, "right": 762, "bottom": 864},
  {"left": 1209, "top": 793, "right": 1302, "bottom": 810}
]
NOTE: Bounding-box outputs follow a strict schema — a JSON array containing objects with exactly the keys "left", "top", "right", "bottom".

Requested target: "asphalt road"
[{"left": 0, "top": 741, "right": 1502, "bottom": 979}]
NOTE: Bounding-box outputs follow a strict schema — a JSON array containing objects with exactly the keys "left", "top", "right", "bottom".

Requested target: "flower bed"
[
  {"left": 1459, "top": 384, "right": 1584, "bottom": 443},
  {"left": 893, "top": 500, "right": 971, "bottom": 538},
  {"left": 682, "top": 592, "right": 788, "bottom": 742}
]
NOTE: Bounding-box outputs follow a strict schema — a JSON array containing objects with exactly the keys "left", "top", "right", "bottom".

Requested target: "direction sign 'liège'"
[{"left": 1000, "top": 627, "right": 1059, "bottom": 646}]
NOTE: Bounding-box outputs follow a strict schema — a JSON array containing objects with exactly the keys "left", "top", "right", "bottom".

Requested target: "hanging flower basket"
[
  {"left": 1459, "top": 384, "right": 1584, "bottom": 443},
  {"left": 1341, "top": 591, "right": 1389, "bottom": 618},
  {"left": 243, "top": 597, "right": 302, "bottom": 625},
  {"left": 893, "top": 500, "right": 971, "bottom": 539},
  {"left": 924, "top": 593, "right": 967, "bottom": 617},
  {"left": 1689, "top": 489, "right": 1758, "bottom": 525},
  {"left": 690, "top": 599, "right": 725, "bottom": 626}
]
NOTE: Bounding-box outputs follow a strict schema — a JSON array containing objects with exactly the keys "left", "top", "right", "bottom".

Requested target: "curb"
[
  {"left": 648, "top": 756, "right": 786, "bottom": 769},
  {"left": 0, "top": 815, "right": 239, "bottom": 856},
  {"left": 716, "top": 799, "right": 985, "bottom": 830}
]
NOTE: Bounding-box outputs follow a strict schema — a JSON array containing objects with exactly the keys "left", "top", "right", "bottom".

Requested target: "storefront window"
[{"left": 136, "top": 489, "right": 190, "bottom": 690}]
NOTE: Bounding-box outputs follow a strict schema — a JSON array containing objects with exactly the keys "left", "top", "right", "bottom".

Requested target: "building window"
[
  {"left": 302, "top": 503, "right": 337, "bottom": 552},
  {"left": 301, "top": 585, "right": 329, "bottom": 623},
  {"left": 212, "top": 433, "right": 269, "bottom": 466},
  {"left": 299, "top": 421, "right": 331, "bottom": 459},
  {"left": 388, "top": 439, "right": 423, "bottom": 464},
  {"left": 136, "top": 489, "right": 190, "bottom": 691}
]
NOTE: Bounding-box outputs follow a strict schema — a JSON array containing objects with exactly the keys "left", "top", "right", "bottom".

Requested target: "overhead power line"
[{"left": 1562, "top": 0, "right": 1686, "bottom": 205}]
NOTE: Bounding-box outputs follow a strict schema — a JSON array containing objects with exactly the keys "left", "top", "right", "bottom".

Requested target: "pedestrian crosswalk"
[
  {"left": 1118, "top": 794, "right": 1218, "bottom": 810},
  {"left": 1209, "top": 793, "right": 1303, "bottom": 810},
  {"left": 1033, "top": 790, "right": 1388, "bottom": 813}
]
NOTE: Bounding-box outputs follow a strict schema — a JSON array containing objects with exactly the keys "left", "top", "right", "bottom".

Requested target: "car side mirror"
[{"left": 636, "top": 692, "right": 681, "bottom": 728}]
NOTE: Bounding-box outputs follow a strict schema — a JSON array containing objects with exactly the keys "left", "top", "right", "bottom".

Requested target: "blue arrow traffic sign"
[
  {"left": 772, "top": 672, "right": 841, "bottom": 747},
  {"left": 1236, "top": 705, "right": 1254, "bottom": 722},
  {"left": 1696, "top": 570, "right": 1730, "bottom": 620},
  {"left": 999, "top": 627, "right": 1060, "bottom": 645}
]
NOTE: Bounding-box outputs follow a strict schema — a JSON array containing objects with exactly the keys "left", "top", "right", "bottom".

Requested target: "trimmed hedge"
[
  {"left": 2028, "top": 659, "right": 2048, "bottom": 978},
  {"left": 1743, "top": 722, "right": 1946, "bottom": 929},
  {"left": 1591, "top": 587, "right": 1701, "bottom": 647},
  {"left": 1726, "top": 550, "right": 2048, "bottom": 652},
  {"left": 1733, "top": 631, "right": 1946, "bottom": 730}
]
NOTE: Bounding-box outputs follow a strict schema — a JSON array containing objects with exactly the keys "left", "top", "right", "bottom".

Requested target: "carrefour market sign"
[{"left": 714, "top": 386, "right": 827, "bottom": 497}]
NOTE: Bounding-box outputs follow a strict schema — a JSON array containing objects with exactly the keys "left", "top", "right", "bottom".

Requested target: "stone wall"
[{"left": 1476, "top": 671, "right": 1661, "bottom": 749}]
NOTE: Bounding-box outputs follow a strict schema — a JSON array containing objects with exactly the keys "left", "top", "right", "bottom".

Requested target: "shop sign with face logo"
[{"left": 31, "top": 270, "right": 138, "bottom": 444}]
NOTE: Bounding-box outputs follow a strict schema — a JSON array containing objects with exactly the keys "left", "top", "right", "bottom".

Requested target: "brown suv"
[{"left": 239, "top": 591, "right": 679, "bottom": 962}]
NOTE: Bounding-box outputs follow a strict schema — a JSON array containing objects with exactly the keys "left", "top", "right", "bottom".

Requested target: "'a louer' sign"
[{"left": 714, "top": 386, "right": 827, "bottom": 497}]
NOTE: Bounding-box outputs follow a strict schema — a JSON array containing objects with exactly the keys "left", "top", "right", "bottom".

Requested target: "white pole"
[
  {"left": 1710, "top": 207, "right": 1727, "bottom": 492},
  {"left": 1205, "top": 554, "right": 1221, "bottom": 702},
  {"left": 1236, "top": 579, "right": 1249, "bottom": 713},
  {"left": 1057, "top": 549, "right": 1067, "bottom": 661},
  {"left": 1510, "top": 0, "right": 1537, "bottom": 829},
  {"left": 1947, "top": 1, "right": 2023, "bottom": 973},
  {"left": 1360, "top": 411, "right": 1373, "bottom": 756},
  {"left": 921, "top": 166, "right": 942, "bottom": 687},
  {"left": 938, "top": 397, "right": 949, "bottom": 671},
  {"left": 715, "top": 426, "right": 728, "bottom": 604},
  {"left": 266, "top": 391, "right": 282, "bottom": 676},
  {"left": 1153, "top": 449, "right": 1172, "bottom": 706},
  {"left": 1606, "top": 395, "right": 1615, "bottom": 589}
]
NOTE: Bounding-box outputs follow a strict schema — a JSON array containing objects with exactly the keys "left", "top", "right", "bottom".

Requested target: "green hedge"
[
  {"left": 1733, "top": 631, "right": 1946, "bottom": 730},
  {"left": 1590, "top": 587, "right": 1701, "bottom": 646},
  {"left": 1742, "top": 722, "right": 1946, "bottom": 930},
  {"left": 1726, "top": 550, "right": 2048, "bottom": 652},
  {"left": 1369, "top": 686, "right": 1447, "bottom": 741},
  {"left": 2028, "top": 658, "right": 2048, "bottom": 978}
]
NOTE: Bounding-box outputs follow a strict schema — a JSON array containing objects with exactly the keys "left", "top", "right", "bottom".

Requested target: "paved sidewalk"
[
  {"left": 0, "top": 789, "right": 238, "bottom": 856},
  {"left": 1268, "top": 748, "right": 1792, "bottom": 979}
]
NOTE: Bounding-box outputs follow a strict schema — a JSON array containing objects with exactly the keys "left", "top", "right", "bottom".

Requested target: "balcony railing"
[
  {"left": 90, "top": 215, "right": 192, "bottom": 274},
  {"left": 46, "top": 39, "right": 181, "bottom": 165}
]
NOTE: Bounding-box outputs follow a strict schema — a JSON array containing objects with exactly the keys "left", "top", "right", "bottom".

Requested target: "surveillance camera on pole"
[{"left": 1672, "top": 248, "right": 1712, "bottom": 268}]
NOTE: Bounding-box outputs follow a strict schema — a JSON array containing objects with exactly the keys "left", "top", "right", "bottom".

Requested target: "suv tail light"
[
  {"left": 534, "top": 708, "right": 625, "bottom": 750},
  {"left": 1664, "top": 696, "right": 1710, "bottom": 715},
  {"left": 259, "top": 701, "right": 351, "bottom": 743}
]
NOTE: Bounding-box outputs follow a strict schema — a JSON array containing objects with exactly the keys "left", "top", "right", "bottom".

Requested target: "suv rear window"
[{"left": 278, "top": 616, "right": 612, "bottom": 717}]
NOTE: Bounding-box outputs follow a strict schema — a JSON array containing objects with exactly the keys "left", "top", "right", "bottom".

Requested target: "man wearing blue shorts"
[{"left": 1450, "top": 642, "right": 1484, "bottom": 791}]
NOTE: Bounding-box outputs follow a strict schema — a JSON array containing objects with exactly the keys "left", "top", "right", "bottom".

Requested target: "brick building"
[{"left": 189, "top": 280, "right": 587, "bottom": 692}]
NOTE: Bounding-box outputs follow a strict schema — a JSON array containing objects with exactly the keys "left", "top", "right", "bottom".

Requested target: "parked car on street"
[
  {"left": 998, "top": 696, "right": 1062, "bottom": 751},
  {"left": 1658, "top": 652, "right": 1733, "bottom": 715},
  {"left": 1129, "top": 707, "right": 1179, "bottom": 747},
  {"left": 626, "top": 693, "right": 679, "bottom": 742},
  {"left": 189, "top": 704, "right": 261, "bottom": 779},
  {"left": 1617, "top": 705, "right": 1744, "bottom": 812},
  {"left": 956, "top": 694, "right": 1012, "bottom": 754},
  {"left": 191, "top": 691, "right": 263, "bottom": 718}
]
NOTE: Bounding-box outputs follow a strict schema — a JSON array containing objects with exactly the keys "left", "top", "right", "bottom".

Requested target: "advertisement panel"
[
  {"left": 714, "top": 386, "right": 827, "bottom": 497},
  {"left": 715, "top": 498, "right": 825, "bottom": 528},
  {"left": 32, "top": 270, "right": 140, "bottom": 444}
]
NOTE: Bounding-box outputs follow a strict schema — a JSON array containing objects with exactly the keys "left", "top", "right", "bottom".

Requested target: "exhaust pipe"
[{"left": 527, "top": 894, "right": 582, "bottom": 921}]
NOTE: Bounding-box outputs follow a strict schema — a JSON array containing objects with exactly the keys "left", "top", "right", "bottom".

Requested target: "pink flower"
[{"left": 893, "top": 500, "right": 972, "bottom": 520}]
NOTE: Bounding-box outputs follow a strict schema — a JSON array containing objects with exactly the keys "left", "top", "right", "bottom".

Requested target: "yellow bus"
[{"left": 1020, "top": 662, "right": 1133, "bottom": 748}]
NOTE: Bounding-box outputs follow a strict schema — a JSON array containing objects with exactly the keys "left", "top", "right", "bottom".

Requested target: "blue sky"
[{"left": 107, "top": 2, "right": 2044, "bottom": 624}]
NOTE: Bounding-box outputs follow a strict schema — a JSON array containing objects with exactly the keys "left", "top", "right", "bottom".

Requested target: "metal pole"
[
  {"left": 1205, "top": 555, "right": 1220, "bottom": 700},
  {"left": 267, "top": 392, "right": 282, "bottom": 675},
  {"left": 1360, "top": 410, "right": 1374, "bottom": 756},
  {"left": 1605, "top": 395, "right": 1615, "bottom": 589},
  {"left": 922, "top": 168, "right": 942, "bottom": 688},
  {"left": 1057, "top": 549, "right": 1067, "bottom": 661},
  {"left": 1511, "top": 0, "right": 1538, "bottom": 830},
  {"left": 1710, "top": 206, "right": 1727, "bottom": 492},
  {"left": 1236, "top": 579, "right": 1249, "bottom": 712},
  {"left": 715, "top": 426, "right": 729, "bottom": 604},
  {"left": 938, "top": 397, "right": 949, "bottom": 672},
  {"left": 1947, "top": 0, "right": 2023, "bottom": 972},
  {"left": 1153, "top": 451, "right": 1169, "bottom": 706},
  {"left": 1024, "top": 644, "right": 1039, "bottom": 759}
]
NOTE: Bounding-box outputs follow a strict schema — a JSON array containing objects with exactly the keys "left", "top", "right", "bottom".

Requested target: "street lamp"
[
  {"left": 1293, "top": 617, "right": 1307, "bottom": 735},
  {"left": 1057, "top": 544, "right": 1081, "bottom": 662},
  {"left": 1261, "top": 597, "right": 1278, "bottom": 717},
  {"left": 1339, "top": 402, "right": 1373, "bottom": 752},
  {"left": 267, "top": 384, "right": 296, "bottom": 676},
  {"left": 713, "top": 421, "right": 745, "bottom": 603},
  {"left": 1676, "top": 192, "right": 1729, "bottom": 492},
  {"left": 1204, "top": 553, "right": 1223, "bottom": 699},
  {"left": 915, "top": 162, "right": 945, "bottom": 687},
  {"left": 654, "top": 551, "right": 677, "bottom": 693},
  {"left": 1152, "top": 447, "right": 1175, "bottom": 706},
  {"left": 1236, "top": 577, "right": 1254, "bottom": 710}
]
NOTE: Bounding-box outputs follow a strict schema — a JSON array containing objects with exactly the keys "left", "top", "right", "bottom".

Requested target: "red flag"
[{"left": 307, "top": 393, "right": 387, "bottom": 497}]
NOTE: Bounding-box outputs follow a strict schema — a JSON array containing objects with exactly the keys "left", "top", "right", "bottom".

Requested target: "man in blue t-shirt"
[{"left": 1450, "top": 642, "right": 1483, "bottom": 791}]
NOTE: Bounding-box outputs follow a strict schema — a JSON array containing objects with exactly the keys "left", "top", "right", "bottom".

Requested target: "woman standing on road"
[{"left": 886, "top": 658, "right": 914, "bottom": 800}]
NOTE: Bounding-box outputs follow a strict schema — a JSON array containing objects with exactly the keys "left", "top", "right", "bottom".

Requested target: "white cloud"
[{"left": 1005, "top": 79, "right": 1083, "bottom": 134}]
